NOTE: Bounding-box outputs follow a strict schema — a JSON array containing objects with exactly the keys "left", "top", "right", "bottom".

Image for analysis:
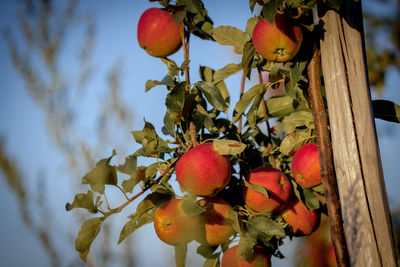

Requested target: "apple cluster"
[
  {"left": 136, "top": 4, "right": 324, "bottom": 267},
  {"left": 151, "top": 142, "right": 322, "bottom": 266}
]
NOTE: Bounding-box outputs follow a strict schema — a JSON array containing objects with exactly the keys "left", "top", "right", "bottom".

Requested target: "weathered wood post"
[{"left": 319, "top": 1, "right": 397, "bottom": 266}]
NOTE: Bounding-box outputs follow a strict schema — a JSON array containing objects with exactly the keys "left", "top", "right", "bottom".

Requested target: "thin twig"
[
  {"left": 181, "top": 23, "right": 190, "bottom": 85},
  {"left": 307, "top": 42, "right": 349, "bottom": 267},
  {"left": 189, "top": 121, "right": 198, "bottom": 147},
  {"left": 104, "top": 161, "right": 177, "bottom": 217},
  {"left": 257, "top": 68, "right": 272, "bottom": 137},
  {"left": 238, "top": 71, "right": 246, "bottom": 134}
]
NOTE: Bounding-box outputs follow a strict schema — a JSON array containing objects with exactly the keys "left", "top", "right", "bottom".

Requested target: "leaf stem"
[
  {"left": 307, "top": 42, "right": 349, "bottom": 266},
  {"left": 237, "top": 71, "right": 246, "bottom": 134},
  {"left": 115, "top": 184, "right": 129, "bottom": 201},
  {"left": 103, "top": 193, "right": 111, "bottom": 210}
]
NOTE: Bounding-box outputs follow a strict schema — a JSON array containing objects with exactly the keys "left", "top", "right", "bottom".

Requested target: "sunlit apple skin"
[
  {"left": 221, "top": 245, "right": 271, "bottom": 267},
  {"left": 243, "top": 166, "right": 291, "bottom": 213},
  {"left": 137, "top": 8, "right": 182, "bottom": 57},
  {"left": 153, "top": 198, "right": 200, "bottom": 245},
  {"left": 292, "top": 143, "right": 322, "bottom": 188},
  {"left": 252, "top": 14, "right": 302, "bottom": 62},
  {"left": 281, "top": 198, "right": 320, "bottom": 236},
  {"left": 175, "top": 143, "right": 231, "bottom": 197},
  {"left": 196, "top": 197, "right": 235, "bottom": 246}
]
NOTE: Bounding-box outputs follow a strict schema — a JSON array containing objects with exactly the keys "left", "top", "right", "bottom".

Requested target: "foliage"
[{"left": 65, "top": 0, "right": 399, "bottom": 266}]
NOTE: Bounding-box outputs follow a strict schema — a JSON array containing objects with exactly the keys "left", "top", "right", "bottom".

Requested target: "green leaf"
[
  {"left": 194, "top": 104, "right": 218, "bottom": 133},
  {"left": 213, "top": 140, "right": 247, "bottom": 155},
  {"left": 212, "top": 26, "right": 249, "bottom": 54},
  {"left": 248, "top": 215, "right": 286, "bottom": 239},
  {"left": 266, "top": 96, "right": 299, "bottom": 118},
  {"left": 279, "top": 130, "right": 312, "bottom": 156},
  {"left": 199, "top": 65, "right": 214, "bottom": 82},
  {"left": 372, "top": 99, "right": 400, "bottom": 123},
  {"left": 166, "top": 83, "right": 186, "bottom": 112},
  {"left": 81, "top": 151, "right": 117, "bottom": 194},
  {"left": 197, "top": 245, "right": 218, "bottom": 259},
  {"left": 132, "top": 121, "right": 172, "bottom": 157},
  {"left": 303, "top": 187, "right": 320, "bottom": 210},
  {"left": 196, "top": 81, "right": 229, "bottom": 112},
  {"left": 243, "top": 179, "right": 270, "bottom": 198},
  {"left": 213, "top": 63, "right": 242, "bottom": 84},
  {"left": 118, "top": 219, "right": 138, "bottom": 244},
  {"left": 175, "top": 243, "right": 187, "bottom": 267},
  {"left": 246, "top": 17, "right": 258, "bottom": 37},
  {"left": 182, "top": 196, "right": 205, "bottom": 216},
  {"left": 66, "top": 190, "right": 97, "bottom": 213},
  {"left": 324, "top": 0, "right": 343, "bottom": 11},
  {"left": 203, "top": 257, "right": 220, "bottom": 267},
  {"left": 242, "top": 41, "right": 255, "bottom": 79},
  {"left": 117, "top": 155, "right": 137, "bottom": 175},
  {"left": 282, "top": 111, "right": 314, "bottom": 134},
  {"left": 177, "top": 0, "right": 205, "bottom": 19},
  {"left": 245, "top": 93, "right": 264, "bottom": 129},
  {"left": 261, "top": 0, "right": 283, "bottom": 23},
  {"left": 232, "top": 84, "right": 266, "bottom": 123},
  {"left": 75, "top": 217, "right": 104, "bottom": 261},
  {"left": 237, "top": 236, "right": 257, "bottom": 261},
  {"left": 121, "top": 166, "right": 146, "bottom": 193}
]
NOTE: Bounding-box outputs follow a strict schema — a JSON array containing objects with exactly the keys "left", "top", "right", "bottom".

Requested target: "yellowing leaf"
[{"left": 213, "top": 140, "right": 247, "bottom": 155}]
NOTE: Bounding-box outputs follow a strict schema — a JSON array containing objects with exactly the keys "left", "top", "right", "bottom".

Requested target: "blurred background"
[{"left": 0, "top": 0, "right": 399, "bottom": 266}]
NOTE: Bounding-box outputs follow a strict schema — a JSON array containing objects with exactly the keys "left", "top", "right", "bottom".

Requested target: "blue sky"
[{"left": 0, "top": 1, "right": 399, "bottom": 266}]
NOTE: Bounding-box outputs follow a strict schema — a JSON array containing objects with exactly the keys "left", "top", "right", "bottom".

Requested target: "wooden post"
[{"left": 319, "top": 1, "right": 397, "bottom": 266}]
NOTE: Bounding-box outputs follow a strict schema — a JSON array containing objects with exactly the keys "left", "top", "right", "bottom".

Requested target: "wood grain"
[{"left": 319, "top": 8, "right": 396, "bottom": 266}]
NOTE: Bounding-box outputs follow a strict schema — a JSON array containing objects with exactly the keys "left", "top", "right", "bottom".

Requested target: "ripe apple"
[
  {"left": 137, "top": 8, "right": 182, "bottom": 57},
  {"left": 175, "top": 143, "right": 231, "bottom": 197},
  {"left": 196, "top": 197, "right": 235, "bottom": 246},
  {"left": 281, "top": 198, "right": 320, "bottom": 236},
  {"left": 326, "top": 242, "right": 337, "bottom": 267},
  {"left": 252, "top": 14, "right": 302, "bottom": 62},
  {"left": 243, "top": 166, "right": 291, "bottom": 213},
  {"left": 221, "top": 245, "right": 271, "bottom": 267},
  {"left": 291, "top": 143, "right": 322, "bottom": 188},
  {"left": 153, "top": 198, "right": 201, "bottom": 245}
]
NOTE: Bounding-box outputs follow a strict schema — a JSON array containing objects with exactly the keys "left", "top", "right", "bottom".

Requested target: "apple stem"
[
  {"left": 307, "top": 42, "right": 350, "bottom": 266},
  {"left": 237, "top": 71, "right": 246, "bottom": 134}
]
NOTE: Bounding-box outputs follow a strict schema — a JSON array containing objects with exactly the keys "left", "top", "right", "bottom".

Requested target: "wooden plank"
[
  {"left": 320, "top": 10, "right": 381, "bottom": 267},
  {"left": 340, "top": 2, "right": 397, "bottom": 266}
]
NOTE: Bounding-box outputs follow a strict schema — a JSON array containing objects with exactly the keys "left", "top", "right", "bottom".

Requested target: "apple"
[
  {"left": 252, "top": 14, "right": 302, "bottom": 62},
  {"left": 281, "top": 198, "right": 320, "bottom": 236},
  {"left": 243, "top": 166, "right": 291, "bottom": 213},
  {"left": 153, "top": 198, "right": 201, "bottom": 245},
  {"left": 175, "top": 143, "right": 231, "bottom": 197},
  {"left": 221, "top": 245, "right": 271, "bottom": 267},
  {"left": 326, "top": 242, "right": 337, "bottom": 267},
  {"left": 196, "top": 197, "right": 235, "bottom": 246},
  {"left": 137, "top": 8, "right": 182, "bottom": 57},
  {"left": 291, "top": 143, "right": 322, "bottom": 188}
]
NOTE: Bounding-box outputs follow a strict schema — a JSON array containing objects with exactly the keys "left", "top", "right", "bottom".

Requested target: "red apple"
[
  {"left": 137, "top": 8, "right": 182, "bottom": 57},
  {"left": 252, "top": 14, "right": 302, "bottom": 62},
  {"left": 196, "top": 197, "right": 235, "bottom": 246},
  {"left": 243, "top": 166, "right": 291, "bottom": 213},
  {"left": 175, "top": 143, "right": 231, "bottom": 197},
  {"left": 292, "top": 143, "right": 322, "bottom": 188},
  {"left": 153, "top": 198, "right": 201, "bottom": 245},
  {"left": 326, "top": 242, "right": 338, "bottom": 267},
  {"left": 221, "top": 245, "right": 271, "bottom": 267},
  {"left": 281, "top": 198, "right": 320, "bottom": 236}
]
